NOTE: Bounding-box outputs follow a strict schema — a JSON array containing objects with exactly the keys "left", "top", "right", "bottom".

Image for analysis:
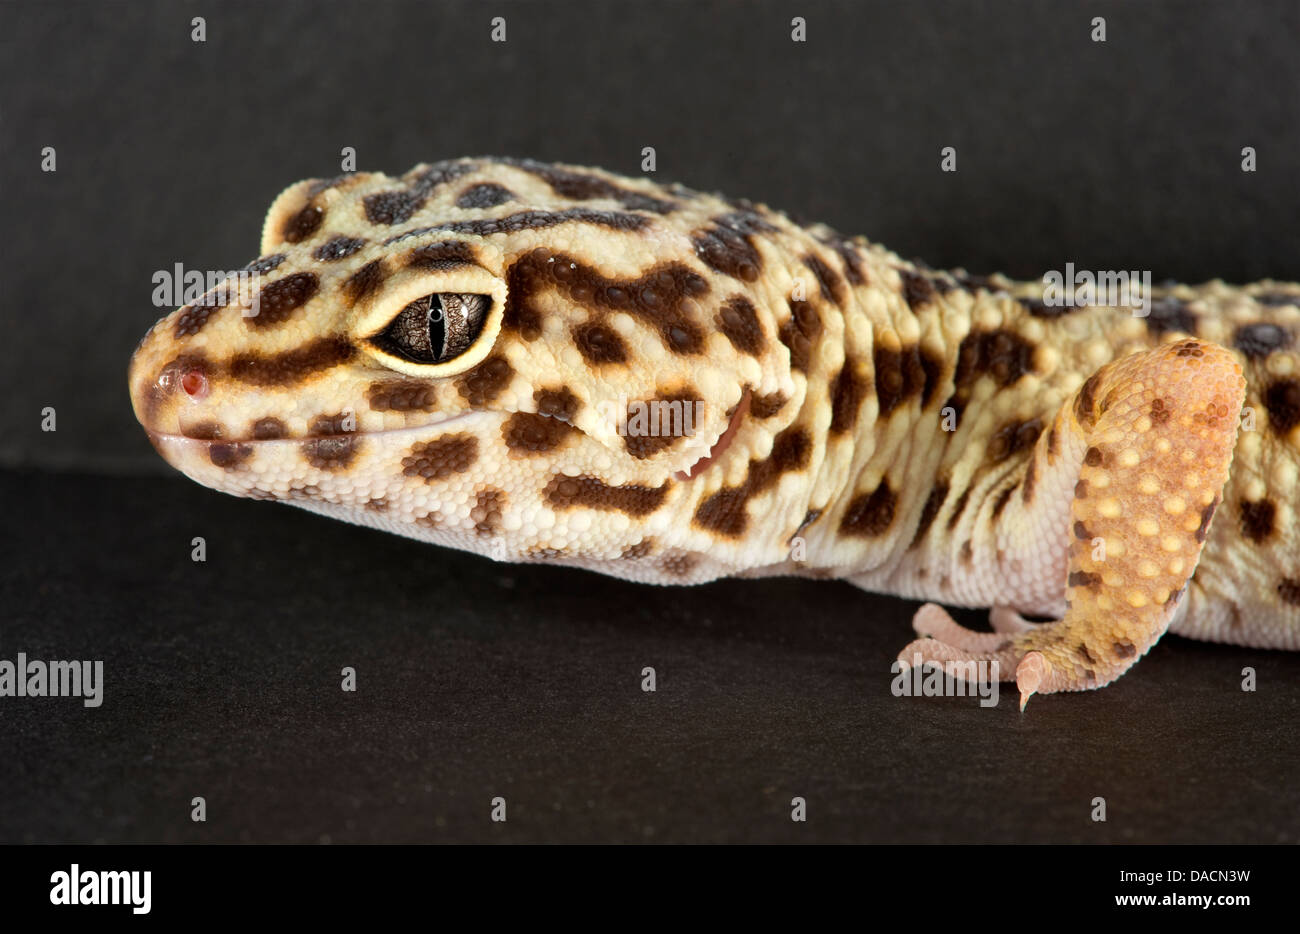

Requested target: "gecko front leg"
[{"left": 899, "top": 339, "right": 1246, "bottom": 709}]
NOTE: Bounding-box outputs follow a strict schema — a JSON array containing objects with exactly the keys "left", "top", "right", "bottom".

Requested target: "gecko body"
[{"left": 128, "top": 158, "right": 1300, "bottom": 705}]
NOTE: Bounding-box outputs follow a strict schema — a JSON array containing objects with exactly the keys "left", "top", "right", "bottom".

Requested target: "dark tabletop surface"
[{"left": 2, "top": 468, "right": 1296, "bottom": 844}]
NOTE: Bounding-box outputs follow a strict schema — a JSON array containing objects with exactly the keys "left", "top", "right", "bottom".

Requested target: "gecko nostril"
[{"left": 181, "top": 369, "right": 208, "bottom": 399}]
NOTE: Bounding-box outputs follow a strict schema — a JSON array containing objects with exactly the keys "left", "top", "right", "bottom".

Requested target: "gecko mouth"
[
  {"left": 147, "top": 394, "right": 750, "bottom": 482},
  {"left": 145, "top": 411, "right": 489, "bottom": 448},
  {"left": 673, "top": 389, "right": 751, "bottom": 482}
]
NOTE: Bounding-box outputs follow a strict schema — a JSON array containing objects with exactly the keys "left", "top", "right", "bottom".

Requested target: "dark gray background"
[{"left": 1, "top": 0, "right": 1297, "bottom": 843}]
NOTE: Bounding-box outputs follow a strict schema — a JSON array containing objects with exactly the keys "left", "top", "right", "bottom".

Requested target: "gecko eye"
[{"left": 372, "top": 293, "right": 490, "bottom": 364}]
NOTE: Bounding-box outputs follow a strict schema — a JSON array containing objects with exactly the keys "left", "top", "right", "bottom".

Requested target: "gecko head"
[{"left": 128, "top": 158, "right": 797, "bottom": 567}]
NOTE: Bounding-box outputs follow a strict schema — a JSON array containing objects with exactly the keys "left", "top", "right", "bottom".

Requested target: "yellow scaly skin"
[{"left": 128, "top": 157, "right": 1300, "bottom": 707}]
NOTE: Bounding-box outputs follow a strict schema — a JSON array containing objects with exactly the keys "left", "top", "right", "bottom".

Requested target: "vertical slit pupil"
[{"left": 427, "top": 295, "right": 447, "bottom": 359}]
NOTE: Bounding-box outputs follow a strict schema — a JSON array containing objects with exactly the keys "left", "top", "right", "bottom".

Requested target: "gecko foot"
[{"left": 901, "top": 339, "right": 1245, "bottom": 709}]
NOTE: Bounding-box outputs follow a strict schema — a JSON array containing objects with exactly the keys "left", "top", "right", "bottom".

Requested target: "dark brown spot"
[
  {"left": 1075, "top": 479, "right": 1089, "bottom": 499},
  {"left": 471, "top": 490, "right": 505, "bottom": 535},
  {"left": 897, "top": 268, "right": 935, "bottom": 310},
  {"left": 313, "top": 236, "right": 367, "bottom": 262},
  {"left": 1022, "top": 457, "right": 1038, "bottom": 502},
  {"left": 535, "top": 386, "right": 581, "bottom": 422},
  {"left": 959, "top": 540, "right": 973, "bottom": 564},
  {"left": 1075, "top": 372, "right": 1103, "bottom": 427},
  {"left": 1074, "top": 520, "right": 1092, "bottom": 540},
  {"left": 620, "top": 539, "right": 655, "bottom": 560},
  {"left": 717, "top": 296, "right": 764, "bottom": 355},
  {"left": 243, "top": 253, "right": 286, "bottom": 275},
  {"left": 957, "top": 273, "right": 997, "bottom": 293},
  {"left": 1047, "top": 423, "right": 1060, "bottom": 459},
  {"left": 1084, "top": 446, "right": 1105, "bottom": 468},
  {"left": 829, "top": 361, "right": 867, "bottom": 434},
  {"left": 386, "top": 208, "right": 650, "bottom": 244},
  {"left": 249, "top": 272, "right": 319, "bottom": 328},
  {"left": 503, "top": 411, "right": 577, "bottom": 454},
  {"left": 574, "top": 323, "right": 629, "bottom": 364},
  {"left": 344, "top": 259, "right": 387, "bottom": 303},
  {"left": 1174, "top": 340, "right": 1204, "bottom": 358},
  {"left": 691, "top": 211, "right": 774, "bottom": 281},
  {"left": 988, "top": 418, "right": 1043, "bottom": 462},
  {"left": 947, "top": 329, "right": 1036, "bottom": 420},
  {"left": 408, "top": 161, "right": 478, "bottom": 193},
  {"left": 991, "top": 485, "right": 1015, "bottom": 520},
  {"left": 402, "top": 434, "right": 479, "bottom": 482},
  {"left": 874, "top": 344, "right": 927, "bottom": 417},
  {"left": 308, "top": 412, "right": 354, "bottom": 436},
  {"left": 545, "top": 475, "right": 669, "bottom": 517},
  {"left": 408, "top": 240, "right": 477, "bottom": 271},
  {"left": 367, "top": 380, "right": 438, "bottom": 412},
  {"left": 659, "top": 551, "right": 700, "bottom": 578},
  {"left": 174, "top": 285, "right": 235, "bottom": 338},
  {"left": 1078, "top": 643, "right": 1095, "bottom": 665},
  {"left": 1021, "top": 296, "right": 1075, "bottom": 319},
  {"left": 826, "top": 237, "right": 865, "bottom": 285},
  {"left": 840, "top": 482, "right": 897, "bottom": 537},
  {"left": 1144, "top": 297, "right": 1197, "bottom": 336},
  {"left": 1239, "top": 499, "right": 1277, "bottom": 543},
  {"left": 456, "top": 355, "right": 513, "bottom": 406},
  {"left": 945, "top": 488, "right": 970, "bottom": 532},
  {"left": 305, "top": 174, "right": 355, "bottom": 198},
  {"left": 208, "top": 442, "right": 252, "bottom": 468},
  {"left": 919, "top": 348, "right": 944, "bottom": 408},
  {"left": 1113, "top": 640, "right": 1137, "bottom": 659},
  {"left": 1277, "top": 578, "right": 1300, "bottom": 606},
  {"left": 302, "top": 435, "right": 358, "bottom": 471},
  {"left": 1195, "top": 496, "right": 1220, "bottom": 543},
  {"left": 365, "top": 497, "right": 389, "bottom": 513},
  {"left": 251, "top": 417, "right": 288, "bottom": 440},
  {"left": 1068, "top": 570, "right": 1101, "bottom": 589},
  {"left": 778, "top": 299, "right": 822, "bottom": 372},
  {"left": 1255, "top": 293, "right": 1300, "bottom": 307},
  {"left": 228, "top": 337, "right": 355, "bottom": 386},
  {"left": 1264, "top": 379, "right": 1300, "bottom": 434},
  {"left": 1150, "top": 397, "right": 1172, "bottom": 424},
  {"left": 182, "top": 420, "right": 223, "bottom": 441},
  {"left": 282, "top": 204, "right": 323, "bottom": 243},
  {"left": 502, "top": 158, "right": 676, "bottom": 212},
  {"left": 455, "top": 183, "right": 514, "bottom": 209},
  {"left": 803, "top": 254, "right": 845, "bottom": 307},
  {"left": 750, "top": 392, "right": 788, "bottom": 419},
  {"left": 364, "top": 190, "right": 423, "bottom": 225},
  {"left": 1234, "top": 322, "right": 1291, "bottom": 359}
]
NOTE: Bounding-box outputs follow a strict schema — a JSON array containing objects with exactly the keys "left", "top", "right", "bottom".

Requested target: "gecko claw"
[{"left": 1016, "top": 651, "right": 1048, "bottom": 711}]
